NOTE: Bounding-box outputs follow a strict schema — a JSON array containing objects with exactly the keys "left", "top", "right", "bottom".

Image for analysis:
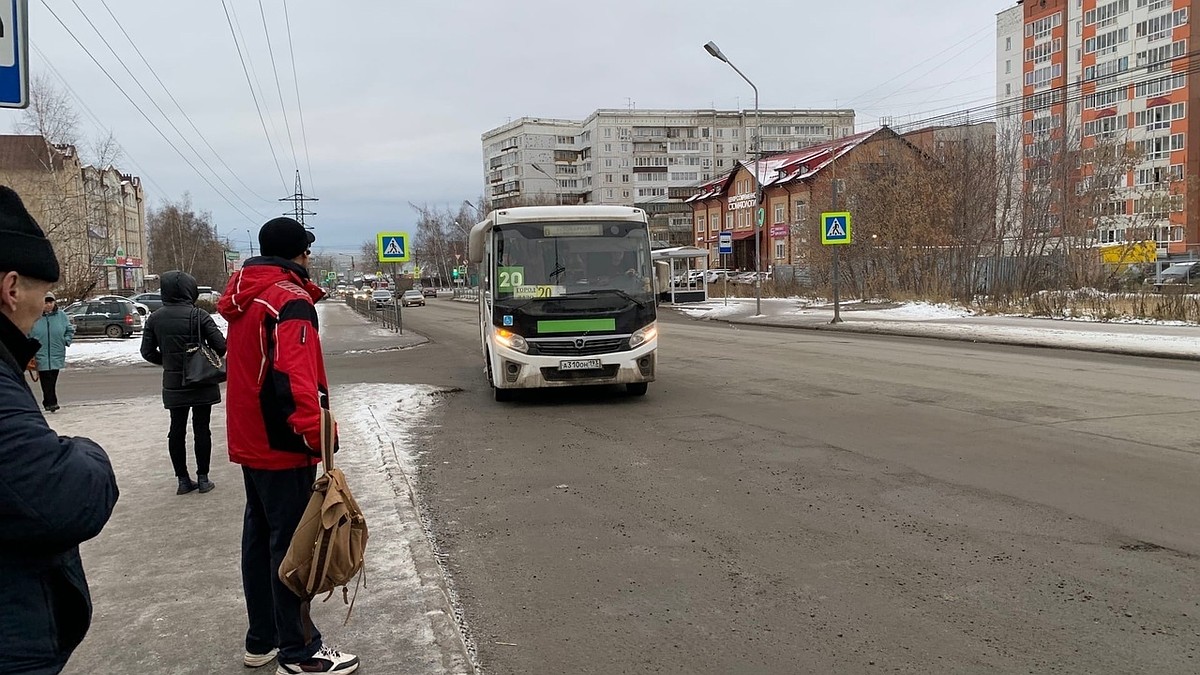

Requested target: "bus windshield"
[{"left": 493, "top": 221, "right": 652, "bottom": 303}]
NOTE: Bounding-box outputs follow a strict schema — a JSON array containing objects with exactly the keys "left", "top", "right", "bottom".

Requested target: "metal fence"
[
  {"left": 345, "top": 296, "right": 402, "bottom": 333},
  {"left": 452, "top": 286, "right": 479, "bottom": 301}
]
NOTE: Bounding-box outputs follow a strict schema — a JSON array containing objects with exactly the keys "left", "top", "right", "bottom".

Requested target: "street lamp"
[
  {"left": 530, "top": 163, "right": 563, "bottom": 205},
  {"left": 704, "top": 40, "right": 761, "bottom": 316},
  {"left": 246, "top": 228, "right": 256, "bottom": 257}
]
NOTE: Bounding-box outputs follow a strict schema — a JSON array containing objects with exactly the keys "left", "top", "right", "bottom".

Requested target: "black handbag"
[{"left": 183, "top": 308, "right": 227, "bottom": 386}]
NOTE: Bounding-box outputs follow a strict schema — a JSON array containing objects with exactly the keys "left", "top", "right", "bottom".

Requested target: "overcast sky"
[{"left": 0, "top": 0, "right": 1015, "bottom": 254}]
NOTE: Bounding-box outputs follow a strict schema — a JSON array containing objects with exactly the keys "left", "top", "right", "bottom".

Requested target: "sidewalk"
[
  {"left": 674, "top": 297, "right": 1200, "bottom": 360},
  {"left": 55, "top": 383, "right": 473, "bottom": 675}
]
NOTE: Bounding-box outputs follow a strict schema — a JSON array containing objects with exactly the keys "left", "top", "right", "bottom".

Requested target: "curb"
[{"left": 695, "top": 314, "right": 1200, "bottom": 362}]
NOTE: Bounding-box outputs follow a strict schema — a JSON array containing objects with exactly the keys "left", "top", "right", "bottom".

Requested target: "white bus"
[{"left": 467, "top": 205, "right": 658, "bottom": 401}]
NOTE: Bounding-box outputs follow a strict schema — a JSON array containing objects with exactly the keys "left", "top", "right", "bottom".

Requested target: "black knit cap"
[
  {"left": 258, "top": 217, "right": 315, "bottom": 259},
  {"left": 0, "top": 185, "right": 60, "bottom": 282}
]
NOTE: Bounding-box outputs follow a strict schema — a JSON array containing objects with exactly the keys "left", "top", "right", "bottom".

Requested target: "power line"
[
  {"left": 40, "top": 0, "right": 260, "bottom": 225},
  {"left": 219, "top": 0, "right": 288, "bottom": 193},
  {"left": 98, "top": 0, "right": 275, "bottom": 205},
  {"left": 32, "top": 44, "right": 170, "bottom": 199},
  {"left": 842, "top": 22, "right": 994, "bottom": 108},
  {"left": 65, "top": 0, "right": 267, "bottom": 221},
  {"left": 283, "top": 0, "right": 316, "bottom": 198},
  {"left": 229, "top": 0, "right": 290, "bottom": 184},
  {"left": 257, "top": 0, "right": 298, "bottom": 171},
  {"left": 852, "top": 27, "right": 995, "bottom": 114}
]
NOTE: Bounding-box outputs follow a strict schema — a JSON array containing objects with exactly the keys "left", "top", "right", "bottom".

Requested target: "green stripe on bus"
[{"left": 536, "top": 318, "right": 616, "bottom": 334}]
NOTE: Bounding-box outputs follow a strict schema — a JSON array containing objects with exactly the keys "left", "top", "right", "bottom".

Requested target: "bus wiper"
[{"left": 567, "top": 288, "right": 646, "bottom": 308}]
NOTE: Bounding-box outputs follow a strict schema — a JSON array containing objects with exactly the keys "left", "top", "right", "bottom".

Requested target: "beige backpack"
[{"left": 279, "top": 409, "right": 369, "bottom": 624}]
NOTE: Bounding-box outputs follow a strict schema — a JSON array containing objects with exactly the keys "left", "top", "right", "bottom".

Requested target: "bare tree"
[
  {"left": 15, "top": 74, "right": 80, "bottom": 147},
  {"left": 147, "top": 195, "right": 230, "bottom": 287}
]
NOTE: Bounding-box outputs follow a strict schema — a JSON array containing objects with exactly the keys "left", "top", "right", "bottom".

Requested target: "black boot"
[
  {"left": 196, "top": 474, "right": 216, "bottom": 493},
  {"left": 177, "top": 477, "right": 198, "bottom": 495}
]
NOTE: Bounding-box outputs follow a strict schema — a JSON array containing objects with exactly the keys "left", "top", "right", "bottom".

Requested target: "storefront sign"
[
  {"left": 727, "top": 192, "right": 756, "bottom": 211},
  {"left": 769, "top": 224, "right": 789, "bottom": 239}
]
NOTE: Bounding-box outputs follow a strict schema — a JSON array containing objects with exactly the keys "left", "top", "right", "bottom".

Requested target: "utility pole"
[
  {"left": 279, "top": 170, "right": 318, "bottom": 226},
  {"left": 246, "top": 228, "right": 255, "bottom": 257}
]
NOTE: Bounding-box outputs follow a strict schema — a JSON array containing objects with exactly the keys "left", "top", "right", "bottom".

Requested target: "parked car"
[
  {"left": 91, "top": 294, "right": 150, "bottom": 321},
  {"left": 64, "top": 299, "right": 140, "bottom": 338},
  {"left": 400, "top": 289, "right": 425, "bottom": 307},
  {"left": 371, "top": 289, "right": 394, "bottom": 308},
  {"left": 420, "top": 286, "right": 437, "bottom": 298},
  {"left": 129, "top": 291, "right": 164, "bottom": 312}
]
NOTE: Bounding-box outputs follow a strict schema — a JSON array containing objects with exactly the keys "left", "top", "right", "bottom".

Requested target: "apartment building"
[
  {"left": 1005, "top": 0, "right": 1199, "bottom": 256},
  {"left": 0, "top": 135, "right": 147, "bottom": 294},
  {"left": 481, "top": 108, "right": 855, "bottom": 246}
]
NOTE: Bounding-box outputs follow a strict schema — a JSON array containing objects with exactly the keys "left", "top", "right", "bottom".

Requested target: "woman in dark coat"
[{"left": 141, "top": 271, "right": 227, "bottom": 495}]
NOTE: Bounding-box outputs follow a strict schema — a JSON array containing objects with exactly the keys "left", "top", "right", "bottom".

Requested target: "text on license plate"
[{"left": 559, "top": 359, "right": 602, "bottom": 371}]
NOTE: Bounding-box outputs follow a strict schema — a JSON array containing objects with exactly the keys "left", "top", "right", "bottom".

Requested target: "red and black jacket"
[{"left": 218, "top": 258, "right": 333, "bottom": 470}]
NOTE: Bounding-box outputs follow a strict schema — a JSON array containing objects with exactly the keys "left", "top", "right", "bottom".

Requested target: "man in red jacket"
[{"left": 219, "top": 218, "right": 359, "bottom": 674}]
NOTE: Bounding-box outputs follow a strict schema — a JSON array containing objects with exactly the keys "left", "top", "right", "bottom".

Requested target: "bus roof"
[{"left": 469, "top": 205, "right": 647, "bottom": 263}]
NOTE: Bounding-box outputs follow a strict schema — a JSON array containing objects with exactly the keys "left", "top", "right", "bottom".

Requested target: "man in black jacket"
[{"left": 0, "top": 186, "right": 120, "bottom": 674}]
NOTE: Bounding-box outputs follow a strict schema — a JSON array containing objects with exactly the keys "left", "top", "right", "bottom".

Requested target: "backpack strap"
[{"left": 320, "top": 408, "right": 335, "bottom": 471}]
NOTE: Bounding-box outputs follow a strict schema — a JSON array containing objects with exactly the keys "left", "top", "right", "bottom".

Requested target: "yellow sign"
[{"left": 1099, "top": 240, "right": 1156, "bottom": 266}]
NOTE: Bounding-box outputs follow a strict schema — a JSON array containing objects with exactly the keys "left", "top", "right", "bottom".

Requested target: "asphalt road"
[
  {"left": 401, "top": 297, "right": 1200, "bottom": 674},
  {"left": 58, "top": 297, "right": 1200, "bottom": 673}
]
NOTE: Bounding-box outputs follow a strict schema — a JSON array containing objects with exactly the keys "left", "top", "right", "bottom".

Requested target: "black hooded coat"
[{"left": 140, "top": 271, "right": 227, "bottom": 409}]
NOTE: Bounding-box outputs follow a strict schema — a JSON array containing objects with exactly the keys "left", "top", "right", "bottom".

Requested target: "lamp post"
[
  {"left": 246, "top": 228, "right": 256, "bottom": 257},
  {"left": 704, "top": 40, "right": 761, "bottom": 316},
  {"left": 530, "top": 163, "right": 563, "bottom": 205}
]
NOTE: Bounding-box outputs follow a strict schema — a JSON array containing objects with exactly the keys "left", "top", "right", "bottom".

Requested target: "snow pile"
[{"left": 832, "top": 301, "right": 974, "bottom": 321}]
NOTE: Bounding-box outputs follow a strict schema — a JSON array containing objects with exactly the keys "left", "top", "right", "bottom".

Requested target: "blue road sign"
[
  {"left": 0, "top": 0, "right": 29, "bottom": 109},
  {"left": 821, "top": 212, "right": 852, "bottom": 246},
  {"left": 377, "top": 231, "right": 411, "bottom": 263},
  {"left": 718, "top": 231, "right": 733, "bottom": 255}
]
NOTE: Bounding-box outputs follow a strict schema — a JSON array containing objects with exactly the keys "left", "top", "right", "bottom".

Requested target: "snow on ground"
[
  {"left": 66, "top": 338, "right": 146, "bottom": 368},
  {"left": 798, "top": 301, "right": 974, "bottom": 321},
  {"left": 673, "top": 298, "right": 1200, "bottom": 358},
  {"left": 329, "top": 382, "right": 475, "bottom": 669}
]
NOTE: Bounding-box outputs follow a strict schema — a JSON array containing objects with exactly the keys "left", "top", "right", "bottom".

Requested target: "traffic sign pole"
[{"left": 820, "top": 210, "right": 852, "bottom": 325}]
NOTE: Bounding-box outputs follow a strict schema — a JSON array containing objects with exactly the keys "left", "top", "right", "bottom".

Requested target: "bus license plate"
[{"left": 559, "top": 359, "right": 602, "bottom": 371}]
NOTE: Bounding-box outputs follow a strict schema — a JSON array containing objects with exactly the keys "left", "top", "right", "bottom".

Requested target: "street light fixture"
[
  {"left": 704, "top": 40, "right": 762, "bottom": 316},
  {"left": 246, "top": 228, "right": 256, "bottom": 257},
  {"left": 530, "top": 163, "right": 563, "bottom": 205}
]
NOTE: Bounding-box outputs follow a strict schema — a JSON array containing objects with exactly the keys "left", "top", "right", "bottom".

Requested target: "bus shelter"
[{"left": 651, "top": 246, "right": 709, "bottom": 304}]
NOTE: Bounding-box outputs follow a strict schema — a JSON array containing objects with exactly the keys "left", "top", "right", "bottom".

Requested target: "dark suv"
[{"left": 64, "top": 299, "right": 139, "bottom": 338}]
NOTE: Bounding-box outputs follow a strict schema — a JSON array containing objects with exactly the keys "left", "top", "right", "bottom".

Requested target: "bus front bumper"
[{"left": 491, "top": 339, "right": 657, "bottom": 389}]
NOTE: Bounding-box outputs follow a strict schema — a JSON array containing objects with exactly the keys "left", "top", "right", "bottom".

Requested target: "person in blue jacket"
[
  {"left": 29, "top": 291, "right": 75, "bottom": 412},
  {"left": 0, "top": 185, "right": 119, "bottom": 674}
]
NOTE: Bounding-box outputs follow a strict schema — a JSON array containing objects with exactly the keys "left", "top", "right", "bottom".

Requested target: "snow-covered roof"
[{"left": 686, "top": 128, "right": 886, "bottom": 202}]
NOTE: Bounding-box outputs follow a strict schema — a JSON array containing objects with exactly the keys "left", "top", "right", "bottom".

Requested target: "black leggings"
[
  {"left": 168, "top": 405, "right": 212, "bottom": 479},
  {"left": 37, "top": 369, "right": 60, "bottom": 409}
]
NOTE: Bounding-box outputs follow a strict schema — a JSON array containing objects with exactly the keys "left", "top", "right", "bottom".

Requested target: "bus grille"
[{"left": 530, "top": 337, "right": 628, "bottom": 356}]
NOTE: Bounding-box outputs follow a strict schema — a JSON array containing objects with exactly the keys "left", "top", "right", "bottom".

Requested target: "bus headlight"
[
  {"left": 629, "top": 323, "right": 658, "bottom": 349},
  {"left": 494, "top": 328, "right": 528, "bottom": 353}
]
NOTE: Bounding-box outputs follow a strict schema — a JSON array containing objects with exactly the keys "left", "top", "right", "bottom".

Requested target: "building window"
[
  {"left": 605, "top": 174, "right": 613, "bottom": 183},
  {"left": 622, "top": 174, "right": 630, "bottom": 183},
  {"left": 774, "top": 204, "right": 785, "bottom": 223},
  {"left": 1005, "top": 60, "right": 1012, "bottom": 74},
  {"left": 710, "top": 215, "right": 719, "bottom": 231},
  {"left": 604, "top": 128, "right": 612, "bottom": 138},
  {"left": 725, "top": 212, "right": 733, "bottom": 230},
  {"left": 774, "top": 241, "right": 786, "bottom": 260},
  {"left": 1006, "top": 36, "right": 1012, "bottom": 51},
  {"left": 604, "top": 144, "right": 612, "bottom": 152},
  {"left": 794, "top": 201, "right": 808, "bottom": 222},
  {"left": 1006, "top": 83, "right": 1012, "bottom": 96}
]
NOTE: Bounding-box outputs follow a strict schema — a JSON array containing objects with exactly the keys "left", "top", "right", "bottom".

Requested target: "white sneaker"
[
  {"left": 244, "top": 648, "right": 278, "bottom": 668},
  {"left": 276, "top": 645, "right": 360, "bottom": 674}
]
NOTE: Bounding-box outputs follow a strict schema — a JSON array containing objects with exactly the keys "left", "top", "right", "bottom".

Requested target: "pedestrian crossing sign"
[
  {"left": 376, "top": 232, "right": 411, "bottom": 262},
  {"left": 821, "top": 212, "right": 852, "bottom": 246}
]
